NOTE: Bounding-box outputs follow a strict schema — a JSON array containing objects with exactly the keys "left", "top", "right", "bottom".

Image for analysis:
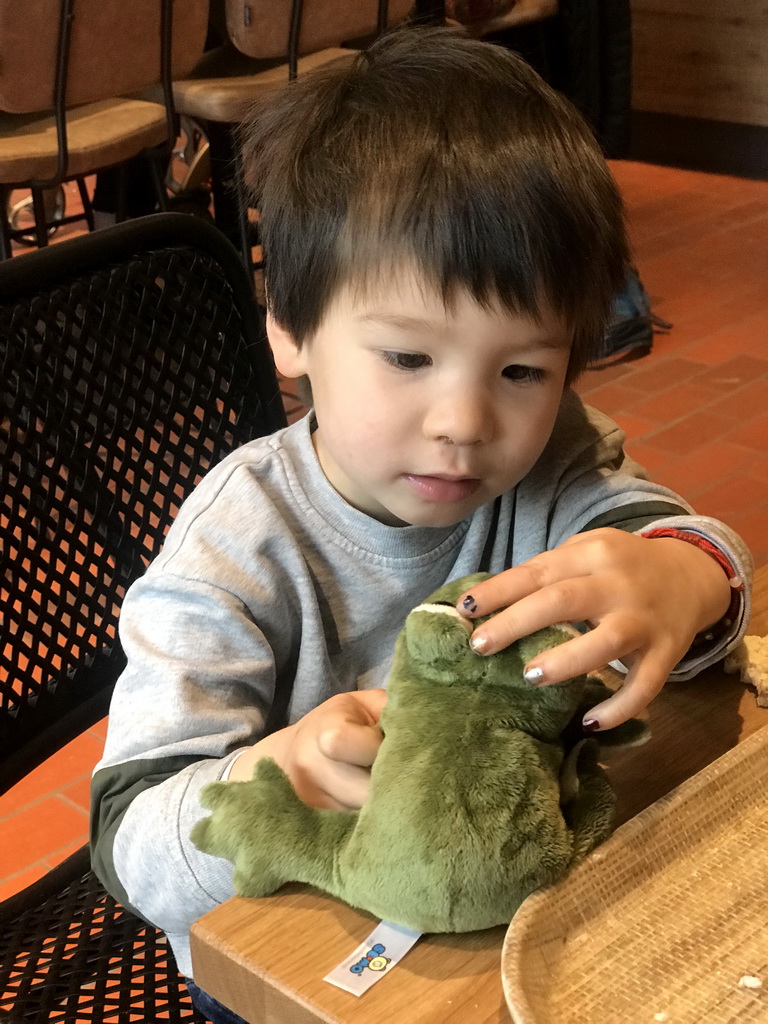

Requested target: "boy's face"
[{"left": 268, "top": 275, "right": 571, "bottom": 528}]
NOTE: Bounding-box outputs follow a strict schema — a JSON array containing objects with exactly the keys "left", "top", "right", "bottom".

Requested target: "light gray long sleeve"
[{"left": 91, "top": 391, "right": 752, "bottom": 975}]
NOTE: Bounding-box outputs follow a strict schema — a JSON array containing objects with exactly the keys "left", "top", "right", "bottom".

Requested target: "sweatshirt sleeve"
[
  {"left": 89, "top": 450, "right": 308, "bottom": 964},
  {"left": 90, "top": 572, "right": 279, "bottom": 933}
]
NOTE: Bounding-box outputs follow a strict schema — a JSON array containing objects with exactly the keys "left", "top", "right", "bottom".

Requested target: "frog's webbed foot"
[
  {"left": 192, "top": 757, "right": 316, "bottom": 897},
  {"left": 560, "top": 739, "right": 616, "bottom": 866}
]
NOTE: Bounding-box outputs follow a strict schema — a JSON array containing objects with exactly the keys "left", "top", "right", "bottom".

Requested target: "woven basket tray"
[{"left": 502, "top": 727, "right": 768, "bottom": 1024}]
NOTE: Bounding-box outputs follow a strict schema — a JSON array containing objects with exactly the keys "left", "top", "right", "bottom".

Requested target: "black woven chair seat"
[
  {"left": 0, "top": 213, "right": 287, "bottom": 1023},
  {"left": 0, "top": 848, "right": 207, "bottom": 1023}
]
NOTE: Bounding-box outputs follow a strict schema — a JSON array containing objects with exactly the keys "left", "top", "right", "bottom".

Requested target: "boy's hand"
[
  {"left": 457, "top": 528, "right": 732, "bottom": 731},
  {"left": 228, "top": 690, "right": 387, "bottom": 810}
]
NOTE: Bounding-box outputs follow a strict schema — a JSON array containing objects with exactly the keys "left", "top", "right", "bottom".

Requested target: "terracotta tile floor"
[{"left": 3, "top": 160, "right": 768, "bottom": 898}]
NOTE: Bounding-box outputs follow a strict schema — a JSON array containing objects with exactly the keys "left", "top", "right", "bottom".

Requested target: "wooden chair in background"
[
  {"left": 0, "top": 0, "right": 209, "bottom": 257},
  {"left": 165, "top": 0, "right": 415, "bottom": 266}
]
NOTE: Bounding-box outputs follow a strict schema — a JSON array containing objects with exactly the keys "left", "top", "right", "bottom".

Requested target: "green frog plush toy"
[{"left": 191, "top": 573, "right": 647, "bottom": 932}]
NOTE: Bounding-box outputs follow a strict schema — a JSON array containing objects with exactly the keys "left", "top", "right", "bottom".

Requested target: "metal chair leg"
[
  {"left": 234, "top": 166, "right": 253, "bottom": 271},
  {"left": 31, "top": 188, "right": 50, "bottom": 248},
  {"left": 0, "top": 186, "right": 12, "bottom": 259},
  {"left": 115, "top": 164, "right": 128, "bottom": 223},
  {"left": 76, "top": 178, "right": 95, "bottom": 231},
  {"left": 206, "top": 121, "right": 247, "bottom": 254},
  {"left": 148, "top": 154, "right": 169, "bottom": 212}
]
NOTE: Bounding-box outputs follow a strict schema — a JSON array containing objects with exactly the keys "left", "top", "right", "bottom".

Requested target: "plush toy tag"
[{"left": 323, "top": 921, "right": 422, "bottom": 996}]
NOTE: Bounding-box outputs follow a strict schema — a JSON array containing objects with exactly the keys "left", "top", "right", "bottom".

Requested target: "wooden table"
[{"left": 190, "top": 565, "right": 768, "bottom": 1024}]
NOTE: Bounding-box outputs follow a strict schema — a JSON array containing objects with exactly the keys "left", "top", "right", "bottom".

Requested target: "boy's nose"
[{"left": 424, "top": 390, "right": 491, "bottom": 447}]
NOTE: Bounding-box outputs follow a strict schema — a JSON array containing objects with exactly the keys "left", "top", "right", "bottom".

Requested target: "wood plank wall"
[{"left": 631, "top": 0, "right": 768, "bottom": 128}]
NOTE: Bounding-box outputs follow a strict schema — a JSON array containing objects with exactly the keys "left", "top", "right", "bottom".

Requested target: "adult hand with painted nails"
[{"left": 456, "top": 527, "right": 733, "bottom": 731}]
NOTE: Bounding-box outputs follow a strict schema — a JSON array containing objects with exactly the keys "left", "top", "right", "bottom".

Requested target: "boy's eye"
[
  {"left": 502, "top": 364, "right": 545, "bottom": 384},
  {"left": 380, "top": 351, "right": 431, "bottom": 370}
]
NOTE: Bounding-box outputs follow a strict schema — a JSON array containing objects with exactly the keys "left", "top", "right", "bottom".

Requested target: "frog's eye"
[
  {"left": 404, "top": 602, "right": 476, "bottom": 667},
  {"left": 410, "top": 603, "right": 473, "bottom": 633}
]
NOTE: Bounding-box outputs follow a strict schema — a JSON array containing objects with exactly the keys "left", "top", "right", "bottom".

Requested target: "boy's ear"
[{"left": 265, "top": 311, "right": 309, "bottom": 379}]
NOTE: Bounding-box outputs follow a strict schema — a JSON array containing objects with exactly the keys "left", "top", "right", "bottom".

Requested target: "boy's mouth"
[{"left": 403, "top": 474, "right": 481, "bottom": 503}]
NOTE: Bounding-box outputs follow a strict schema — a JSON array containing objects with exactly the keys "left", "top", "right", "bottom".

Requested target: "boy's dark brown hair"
[{"left": 240, "top": 27, "right": 629, "bottom": 380}]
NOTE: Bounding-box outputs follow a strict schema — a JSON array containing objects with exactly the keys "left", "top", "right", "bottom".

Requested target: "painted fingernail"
[
  {"left": 470, "top": 634, "right": 489, "bottom": 654},
  {"left": 582, "top": 719, "right": 600, "bottom": 732},
  {"left": 523, "top": 666, "right": 545, "bottom": 684},
  {"left": 462, "top": 595, "right": 478, "bottom": 614}
]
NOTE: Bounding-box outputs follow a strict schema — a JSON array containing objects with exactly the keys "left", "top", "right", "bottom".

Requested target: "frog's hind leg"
[
  {"left": 192, "top": 757, "right": 357, "bottom": 898},
  {"left": 560, "top": 739, "right": 616, "bottom": 866}
]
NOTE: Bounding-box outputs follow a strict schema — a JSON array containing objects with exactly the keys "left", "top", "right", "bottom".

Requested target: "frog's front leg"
[
  {"left": 191, "top": 758, "right": 357, "bottom": 898},
  {"left": 560, "top": 739, "right": 616, "bottom": 866}
]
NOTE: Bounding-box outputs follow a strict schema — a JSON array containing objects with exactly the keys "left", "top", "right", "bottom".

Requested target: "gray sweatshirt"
[{"left": 90, "top": 392, "right": 752, "bottom": 976}]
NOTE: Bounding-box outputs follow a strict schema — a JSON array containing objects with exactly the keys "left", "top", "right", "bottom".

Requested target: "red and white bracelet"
[{"left": 641, "top": 527, "right": 744, "bottom": 642}]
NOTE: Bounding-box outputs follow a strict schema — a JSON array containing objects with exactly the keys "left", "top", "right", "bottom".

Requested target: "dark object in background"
[
  {"left": 593, "top": 267, "right": 672, "bottom": 368},
  {"left": 91, "top": 155, "right": 173, "bottom": 222},
  {"left": 480, "top": 0, "right": 672, "bottom": 363},
  {"left": 484, "top": 0, "right": 632, "bottom": 159}
]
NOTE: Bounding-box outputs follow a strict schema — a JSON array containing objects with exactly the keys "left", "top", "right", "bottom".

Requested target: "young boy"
[{"left": 90, "top": 27, "right": 751, "bottom": 1021}]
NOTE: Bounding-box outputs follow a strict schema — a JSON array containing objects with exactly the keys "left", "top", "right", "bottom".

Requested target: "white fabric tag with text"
[{"left": 323, "top": 921, "right": 422, "bottom": 996}]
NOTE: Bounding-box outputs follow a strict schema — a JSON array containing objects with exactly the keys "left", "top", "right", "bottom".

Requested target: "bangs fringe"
[{"left": 241, "top": 28, "right": 629, "bottom": 378}]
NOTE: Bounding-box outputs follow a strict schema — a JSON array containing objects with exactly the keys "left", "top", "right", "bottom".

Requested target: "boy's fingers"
[
  {"left": 324, "top": 761, "right": 373, "bottom": 810},
  {"left": 457, "top": 549, "right": 592, "bottom": 618},
  {"left": 350, "top": 687, "right": 389, "bottom": 722},
  {"left": 519, "top": 627, "right": 637, "bottom": 688},
  {"left": 300, "top": 761, "right": 373, "bottom": 811},
  {"left": 318, "top": 688, "right": 387, "bottom": 766},
  {"left": 467, "top": 577, "right": 618, "bottom": 655},
  {"left": 578, "top": 656, "right": 670, "bottom": 731},
  {"left": 319, "top": 719, "right": 383, "bottom": 767},
  {"left": 457, "top": 563, "right": 550, "bottom": 617}
]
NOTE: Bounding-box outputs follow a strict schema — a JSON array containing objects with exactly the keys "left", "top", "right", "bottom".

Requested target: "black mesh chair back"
[{"left": 0, "top": 212, "right": 287, "bottom": 1023}]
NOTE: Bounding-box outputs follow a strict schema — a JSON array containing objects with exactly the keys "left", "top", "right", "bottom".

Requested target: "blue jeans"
[{"left": 186, "top": 978, "right": 250, "bottom": 1024}]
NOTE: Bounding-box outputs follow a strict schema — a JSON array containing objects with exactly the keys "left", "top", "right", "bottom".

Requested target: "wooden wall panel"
[{"left": 631, "top": 0, "right": 768, "bottom": 127}]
